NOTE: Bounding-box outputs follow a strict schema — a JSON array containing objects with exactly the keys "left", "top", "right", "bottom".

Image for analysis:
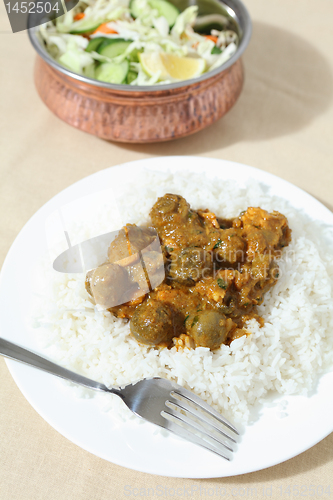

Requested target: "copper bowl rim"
[{"left": 28, "top": 0, "right": 251, "bottom": 93}]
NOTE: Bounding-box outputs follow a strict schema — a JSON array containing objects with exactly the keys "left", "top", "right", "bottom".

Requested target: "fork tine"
[
  {"left": 161, "top": 410, "right": 232, "bottom": 460},
  {"left": 166, "top": 398, "right": 237, "bottom": 444},
  {"left": 164, "top": 402, "right": 234, "bottom": 452},
  {"left": 171, "top": 388, "right": 239, "bottom": 435}
]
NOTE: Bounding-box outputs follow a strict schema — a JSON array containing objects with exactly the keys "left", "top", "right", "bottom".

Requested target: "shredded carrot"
[
  {"left": 205, "top": 35, "right": 218, "bottom": 43},
  {"left": 92, "top": 22, "right": 118, "bottom": 34},
  {"left": 74, "top": 12, "right": 85, "bottom": 21}
]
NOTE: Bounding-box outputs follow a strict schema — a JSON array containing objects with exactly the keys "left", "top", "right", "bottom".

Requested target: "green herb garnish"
[
  {"left": 217, "top": 278, "right": 227, "bottom": 290},
  {"left": 191, "top": 315, "right": 199, "bottom": 328},
  {"left": 184, "top": 314, "right": 190, "bottom": 325},
  {"left": 211, "top": 46, "right": 222, "bottom": 55},
  {"left": 213, "top": 239, "right": 222, "bottom": 249},
  {"left": 165, "top": 245, "right": 173, "bottom": 253}
]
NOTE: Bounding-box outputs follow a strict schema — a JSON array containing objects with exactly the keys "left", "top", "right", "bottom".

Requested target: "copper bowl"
[{"left": 28, "top": 0, "right": 251, "bottom": 143}]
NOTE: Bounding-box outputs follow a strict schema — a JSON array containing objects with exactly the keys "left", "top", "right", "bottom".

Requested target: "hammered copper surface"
[{"left": 34, "top": 56, "right": 244, "bottom": 143}]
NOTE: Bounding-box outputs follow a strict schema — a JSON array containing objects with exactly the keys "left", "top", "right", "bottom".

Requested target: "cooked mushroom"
[
  {"left": 87, "top": 262, "right": 131, "bottom": 308},
  {"left": 130, "top": 300, "right": 175, "bottom": 346},
  {"left": 185, "top": 310, "right": 232, "bottom": 350}
]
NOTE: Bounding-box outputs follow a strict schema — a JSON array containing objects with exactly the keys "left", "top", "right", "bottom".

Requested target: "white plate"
[{"left": 1, "top": 156, "right": 333, "bottom": 478}]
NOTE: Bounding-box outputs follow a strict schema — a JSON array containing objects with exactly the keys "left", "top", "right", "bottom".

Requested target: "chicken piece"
[
  {"left": 242, "top": 227, "right": 269, "bottom": 261},
  {"left": 168, "top": 247, "right": 213, "bottom": 285},
  {"left": 213, "top": 228, "right": 245, "bottom": 264},
  {"left": 141, "top": 250, "right": 165, "bottom": 289},
  {"left": 235, "top": 207, "right": 291, "bottom": 256},
  {"left": 115, "top": 250, "right": 165, "bottom": 295},
  {"left": 195, "top": 269, "right": 235, "bottom": 304},
  {"left": 107, "top": 251, "right": 165, "bottom": 319},
  {"left": 125, "top": 259, "right": 149, "bottom": 294},
  {"left": 108, "top": 224, "right": 156, "bottom": 263},
  {"left": 234, "top": 257, "right": 279, "bottom": 306},
  {"left": 153, "top": 284, "right": 202, "bottom": 317},
  {"left": 107, "top": 225, "right": 164, "bottom": 302},
  {"left": 197, "top": 209, "right": 220, "bottom": 228}
]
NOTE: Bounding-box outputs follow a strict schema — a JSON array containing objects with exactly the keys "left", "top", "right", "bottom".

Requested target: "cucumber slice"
[
  {"left": 149, "top": 0, "right": 179, "bottom": 26},
  {"left": 130, "top": 0, "right": 146, "bottom": 19},
  {"left": 126, "top": 70, "right": 138, "bottom": 84},
  {"left": 211, "top": 46, "right": 222, "bottom": 55},
  {"left": 85, "top": 37, "right": 105, "bottom": 53},
  {"left": 128, "top": 48, "right": 142, "bottom": 63},
  {"left": 70, "top": 19, "right": 101, "bottom": 34},
  {"left": 95, "top": 60, "right": 129, "bottom": 84},
  {"left": 83, "top": 63, "right": 96, "bottom": 78},
  {"left": 97, "top": 39, "right": 132, "bottom": 59},
  {"left": 130, "top": 0, "right": 179, "bottom": 27}
]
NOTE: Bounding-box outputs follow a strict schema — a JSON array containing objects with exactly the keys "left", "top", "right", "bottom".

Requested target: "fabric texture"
[{"left": 1, "top": 0, "right": 333, "bottom": 497}]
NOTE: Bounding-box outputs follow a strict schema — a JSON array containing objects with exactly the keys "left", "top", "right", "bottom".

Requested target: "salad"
[{"left": 39, "top": 0, "right": 239, "bottom": 85}]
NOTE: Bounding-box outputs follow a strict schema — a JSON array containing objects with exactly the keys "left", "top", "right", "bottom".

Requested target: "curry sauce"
[{"left": 86, "top": 194, "right": 291, "bottom": 350}]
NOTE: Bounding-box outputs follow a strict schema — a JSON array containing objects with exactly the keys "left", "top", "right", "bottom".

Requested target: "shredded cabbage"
[{"left": 39, "top": 0, "right": 239, "bottom": 84}]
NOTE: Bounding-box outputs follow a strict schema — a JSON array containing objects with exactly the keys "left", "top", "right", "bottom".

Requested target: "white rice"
[{"left": 34, "top": 170, "right": 333, "bottom": 425}]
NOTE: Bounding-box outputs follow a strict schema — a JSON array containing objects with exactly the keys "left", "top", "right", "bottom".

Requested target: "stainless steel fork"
[{"left": 0, "top": 338, "right": 239, "bottom": 460}]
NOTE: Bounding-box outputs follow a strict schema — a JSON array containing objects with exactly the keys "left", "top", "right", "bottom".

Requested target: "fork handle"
[{"left": 0, "top": 338, "right": 122, "bottom": 396}]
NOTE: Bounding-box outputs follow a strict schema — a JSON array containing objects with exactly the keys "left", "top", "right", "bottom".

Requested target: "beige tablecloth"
[{"left": 1, "top": 0, "right": 333, "bottom": 498}]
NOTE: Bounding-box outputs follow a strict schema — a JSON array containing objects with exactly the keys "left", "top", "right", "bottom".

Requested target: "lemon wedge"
[{"left": 139, "top": 52, "right": 206, "bottom": 81}]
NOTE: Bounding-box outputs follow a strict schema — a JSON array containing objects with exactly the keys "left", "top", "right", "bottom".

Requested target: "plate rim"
[{"left": 1, "top": 155, "right": 333, "bottom": 478}]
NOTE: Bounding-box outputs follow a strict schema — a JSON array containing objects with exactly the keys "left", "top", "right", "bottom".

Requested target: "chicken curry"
[{"left": 85, "top": 194, "right": 291, "bottom": 350}]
